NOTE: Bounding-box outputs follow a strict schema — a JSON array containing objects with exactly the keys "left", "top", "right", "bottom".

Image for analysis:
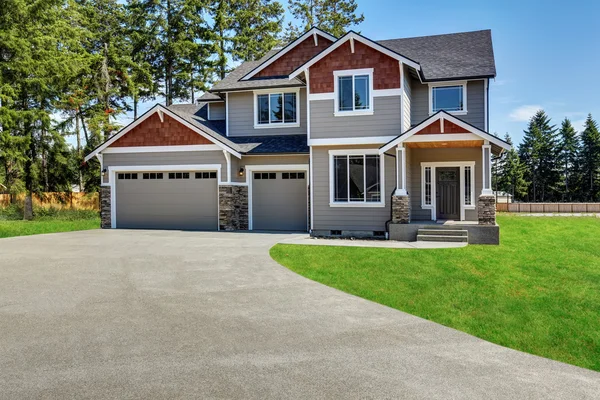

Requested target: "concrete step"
[
  {"left": 417, "top": 229, "right": 468, "bottom": 237},
  {"left": 417, "top": 234, "right": 469, "bottom": 243}
]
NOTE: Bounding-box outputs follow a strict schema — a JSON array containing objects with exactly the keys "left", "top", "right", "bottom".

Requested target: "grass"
[
  {"left": 270, "top": 215, "right": 600, "bottom": 372},
  {"left": 0, "top": 206, "right": 99, "bottom": 239}
]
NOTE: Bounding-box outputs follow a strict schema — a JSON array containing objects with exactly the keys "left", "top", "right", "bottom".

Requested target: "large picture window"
[
  {"left": 430, "top": 83, "right": 466, "bottom": 114},
  {"left": 334, "top": 69, "right": 373, "bottom": 116},
  {"left": 333, "top": 154, "right": 381, "bottom": 203},
  {"left": 256, "top": 91, "right": 298, "bottom": 127}
]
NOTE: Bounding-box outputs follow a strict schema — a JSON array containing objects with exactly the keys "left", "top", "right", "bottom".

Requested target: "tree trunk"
[
  {"left": 76, "top": 112, "right": 83, "bottom": 191},
  {"left": 23, "top": 195, "right": 33, "bottom": 220},
  {"left": 133, "top": 94, "right": 138, "bottom": 120}
]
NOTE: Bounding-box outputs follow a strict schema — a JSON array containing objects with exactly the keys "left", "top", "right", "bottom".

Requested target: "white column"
[
  {"left": 395, "top": 145, "right": 407, "bottom": 196},
  {"left": 481, "top": 143, "right": 493, "bottom": 195}
]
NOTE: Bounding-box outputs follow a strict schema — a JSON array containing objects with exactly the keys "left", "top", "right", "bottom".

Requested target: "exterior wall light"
[{"left": 238, "top": 167, "right": 245, "bottom": 177}]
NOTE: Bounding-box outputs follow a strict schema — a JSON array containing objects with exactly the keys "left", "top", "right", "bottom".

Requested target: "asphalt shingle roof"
[
  {"left": 210, "top": 29, "right": 496, "bottom": 92},
  {"left": 167, "top": 104, "right": 308, "bottom": 154},
  {"left": 378, "top": 30, "right": 496, "bottom": 81}
]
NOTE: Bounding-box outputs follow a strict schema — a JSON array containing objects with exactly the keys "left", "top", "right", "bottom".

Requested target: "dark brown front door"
[{"left": 436, "top": 167, "right": 460, "bottom": 220}]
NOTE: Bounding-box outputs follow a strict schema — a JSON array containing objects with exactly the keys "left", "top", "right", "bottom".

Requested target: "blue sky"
[{"left": 121, "top": 0, "right": 600, "bottom": 145}]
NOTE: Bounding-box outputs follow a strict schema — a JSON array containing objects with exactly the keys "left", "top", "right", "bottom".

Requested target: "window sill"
[
  {"left": 334, "top": 110, "right": 374, "bottom": 117},
  {"left": 254, "top": 123, "right": 300, "bottom": 129},
  {"left": 329, "top": 202, "right": 386, "bottom": 208},
  {"left": 429, "top": 110, "right": 467, "bottom": 116},
  {"left": 464, "top": 205, "right": 476, "bottom": 210}
]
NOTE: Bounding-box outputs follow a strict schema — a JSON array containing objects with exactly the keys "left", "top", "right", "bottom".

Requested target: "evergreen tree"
[
  {"left": 502, "top": 142, "right": 529, "bottom": 201},
  {"left": 284, "top": 0, "right": 364, "bottom": 40},
  {"left": 557, "top": 118, "right": 580, "bottom": 201},
  {"left": 518, "top": 110, "right": 559, "bottom": 202},
  {"left": 579, "top": 114, "right": 600, "bottom": 201}
]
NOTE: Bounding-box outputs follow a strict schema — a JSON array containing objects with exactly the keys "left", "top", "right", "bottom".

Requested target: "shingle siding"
[
  {"left": 228, "top": 89, "right": 307, "bottom": 137},
  {"left": 312, "top": 146, "right": 396, "bottom": 232},
  {"left": 310, "top": 97, "right": 402, "bottom": 139}
]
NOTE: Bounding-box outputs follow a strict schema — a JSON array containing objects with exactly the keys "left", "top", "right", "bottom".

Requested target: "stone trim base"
[
  {"left": 391, "top": 195, "right": 410, "bottom": 224},
  {"left": 219, "top": 185, "right": 248, "bottom": 231},
  {"left": 100, "top": 186, "right": 111, "bottom": 229},
  {"left": 478, "top": 195, "right": 496, "bottom": 225}
]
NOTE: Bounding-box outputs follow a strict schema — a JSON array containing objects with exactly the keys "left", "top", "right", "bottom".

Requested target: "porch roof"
[{"left": 379, "top": 111, "right": 511, "bottom": 155}]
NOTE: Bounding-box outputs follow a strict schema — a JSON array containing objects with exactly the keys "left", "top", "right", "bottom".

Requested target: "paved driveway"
[{"left": 1, "top": 230, "right": 598, "bottom": 399}]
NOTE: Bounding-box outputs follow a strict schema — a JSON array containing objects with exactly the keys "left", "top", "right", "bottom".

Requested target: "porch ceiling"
[{"left": 405, "top": 140, "right": 484, "bottom": 149}]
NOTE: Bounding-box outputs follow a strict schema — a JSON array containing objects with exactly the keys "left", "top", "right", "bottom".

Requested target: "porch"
[{"left": 380, "top": 111, "right": 510, "bottom": 244}]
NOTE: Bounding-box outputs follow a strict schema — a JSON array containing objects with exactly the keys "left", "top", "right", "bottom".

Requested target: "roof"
[
  {"left": 198, "top": 92, "right": 223, "bottom": 102},
  {"left": 210, "top": 50, "right": 306, "bottom": 92},
  {"left": 378, "top": 30, "right": 496, "bottom": 81},
  {"left": 211, "top": 29, "right": 496, "bottom": 92}
]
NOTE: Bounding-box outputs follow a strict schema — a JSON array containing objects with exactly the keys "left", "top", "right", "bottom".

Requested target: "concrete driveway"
[{"left": 0, "top": 230, "right": 598, "bottom": 399}]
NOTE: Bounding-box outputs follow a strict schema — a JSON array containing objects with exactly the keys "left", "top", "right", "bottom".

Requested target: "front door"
[{"left": 436, "top": 167, "right": 460, "bottom": 220}]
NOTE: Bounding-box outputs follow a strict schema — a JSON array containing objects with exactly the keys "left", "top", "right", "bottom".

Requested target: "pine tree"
[
  {"left": 557, "top": 118, "right": 580, "bottom": 201},
  {"left": 285, "top": 0, "right": 364, "bottom": 40},
  {"left": 502, "top": 144, "right": 529, "bottom": 201},
  {"left": 518, "top": 110, "right": 559, "bottom": 202},
  {"left": 579, "top": 114, "right": 600, "bottom": 201}
]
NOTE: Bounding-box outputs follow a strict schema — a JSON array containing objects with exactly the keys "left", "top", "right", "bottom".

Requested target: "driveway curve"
[{"left": 0, "top": 230, "right": 598, "bottom": 399}]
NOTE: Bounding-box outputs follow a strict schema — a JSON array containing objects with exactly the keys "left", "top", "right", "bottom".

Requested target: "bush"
[
  {"left": 0, "top": 204, "right": 24, "bottom": 220},
  {"left": 0, "top": 205, "right": 99, "bottom": 221}
]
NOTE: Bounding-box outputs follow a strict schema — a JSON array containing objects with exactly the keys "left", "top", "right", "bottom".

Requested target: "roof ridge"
[{"left": 377, "top": 29, "right": 491, "bottom": 43}]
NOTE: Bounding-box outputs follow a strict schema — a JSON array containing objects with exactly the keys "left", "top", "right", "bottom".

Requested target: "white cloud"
[{"left": 509, "top": 105, "right": 543, "bottom": 122}]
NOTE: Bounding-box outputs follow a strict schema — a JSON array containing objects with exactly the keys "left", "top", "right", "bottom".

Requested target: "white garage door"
[{"left": 115, "top": 171, "right": 218, "bottom": 230}]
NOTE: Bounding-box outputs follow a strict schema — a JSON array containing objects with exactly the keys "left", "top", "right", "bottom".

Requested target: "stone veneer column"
[
  {"left": 100, "top": 186, "right": 111, "bottom": 229},
  {"left": 478, "top": 195, "right": 496, "bottom": 225},
  {"left": 219, "top": 185, "right": 248, "bottom": 230},
  {"left": 391, "top": 195, "right": 410, "bottom": 224}
]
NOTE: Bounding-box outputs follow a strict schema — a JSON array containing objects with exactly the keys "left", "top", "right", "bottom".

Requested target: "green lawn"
[
  {"left": 0, "top": 209, "right": 100, "bottom": 239},
  {"left": 270, "top": 215, "right": 600, "bottom": 372}
]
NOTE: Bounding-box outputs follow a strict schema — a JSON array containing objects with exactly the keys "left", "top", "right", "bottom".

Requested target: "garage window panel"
[
  {"left": 195, "top": 172, "right": 217, "bottom": 179},
  {"left": 169, "top": 172, "right": 190, "bottom": 180},
  {"left": 143, "top": 172, "right": 163, "bottom": 180},
  {"left": 118, "top": 173, "right": 137, "bottom": 180},
  {"left": 282, "top": 172, "right": 305, "bottom": 180}
]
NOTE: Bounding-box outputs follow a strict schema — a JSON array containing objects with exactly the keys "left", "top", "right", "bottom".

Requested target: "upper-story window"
[
  {"left": 333, "top": 68, "right": 374, "bottom": 116},
  {"left": 254, "top": 90, "right": 299, "bottom": 128},
  {"left": 429, "top": 82, "right": 467, "bottom": 115}
]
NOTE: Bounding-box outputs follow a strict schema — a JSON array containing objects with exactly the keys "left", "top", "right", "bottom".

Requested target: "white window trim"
[
  {"left": 328, "top": 149, "right": 385, "bottom": 208},
  {"left": 420, "top": 161, "right": 475, "bottom": 221},
  {"left": 253, "top": 88, "right": 301, "bottom": 129},
  {"left": 333, "top": 68, "right": 374, "bottom": 117},
  {"left": 428, "top": 81, "right": 468, "bottom": 116}
]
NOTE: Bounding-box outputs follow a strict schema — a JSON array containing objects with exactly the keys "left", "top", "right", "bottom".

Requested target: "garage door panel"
[
  {"left": 115, "top": 171, "right": 218, "bottom": 231},
  {"left": 252, "top": 172, "right": 307, "bottom": 231}
]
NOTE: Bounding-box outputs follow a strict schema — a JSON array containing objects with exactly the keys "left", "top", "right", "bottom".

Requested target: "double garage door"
[{"left": 114, "top": 169, "right": 307, "bottom": 232}]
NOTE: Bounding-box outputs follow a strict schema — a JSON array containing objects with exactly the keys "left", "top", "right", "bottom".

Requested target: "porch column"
[
  {"left": 479, "top": 142, "right": 496, "bottom": 225},
  {"left": 392, "top": 145, "right": 409, "bottom": 224}
]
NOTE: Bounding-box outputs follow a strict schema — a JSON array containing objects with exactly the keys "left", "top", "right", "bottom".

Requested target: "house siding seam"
[
  {"left": 256, "top": 36, "right": 333, "bottom": 78},
  {"left": 309, "top": 41, "right": 401, "bottom": 94},
  {"left": 310, "top": 97, "right": 402, "bottom": 139},
  {"left": 228, "top": 89, "right": 307, "bottom": 136},
  {"left": 111, "top": 113, "right": 212, "bottom": 147}
]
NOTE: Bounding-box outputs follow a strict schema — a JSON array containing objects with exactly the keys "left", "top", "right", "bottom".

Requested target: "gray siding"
[
  {"left": 407, "top": 147, "right": 482, "bottom": 221},
  {"left": 103, "top": 151, "right": 228, "bottom": 183},
  {"left": 410, "top": 80, "right": 485, "bottom": 130},
  {"left": 402, "top": 65, "right": 412, "bottom": 133},
  {"left": 231, "top": 155, "right": 309, "bottom": 183},
  {"left": 310, "top": 97, "right": 402, "bottom": 139},
  {"left": 208, "top": 102, "right": 225, "bottom": 120},
  {"left": 228, "top": 89, "right": 307, "bottom": 136},
  {"left": 312, "top": 146, "right": 396, "bottom": 232}
]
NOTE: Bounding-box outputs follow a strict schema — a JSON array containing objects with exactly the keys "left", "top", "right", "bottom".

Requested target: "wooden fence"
[
  {"left": 0, "top": 192, "right": 99, "bottom": 211},
  {"left": 497, "top": 203, "right": 600, "bottom": 213}
]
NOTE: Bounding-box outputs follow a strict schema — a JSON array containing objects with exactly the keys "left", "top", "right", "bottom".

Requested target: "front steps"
[{"left": 416, "top": 228, "right": 468, "bottom": 243}]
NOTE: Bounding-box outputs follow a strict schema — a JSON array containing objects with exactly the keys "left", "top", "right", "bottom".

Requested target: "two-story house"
[{"left": 85, "top": 27, "right": 510, "bottom": 244}]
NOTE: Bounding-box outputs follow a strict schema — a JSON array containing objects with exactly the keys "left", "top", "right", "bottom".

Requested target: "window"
[
  {"left": 118, "top": 173, "right": 137, "bottom": 180},
  {"left": 195, "top": 172, "right": 217, "bottom": 179},
  {"left": 464, "top": 166, "right": 473, "bottom": 206},
  {"left": 424, "top": 167, "right": 432, "bottom": 206},
  {"left": 142, "top": 173, "right": 163, "bottom": 180},
  {"left": 256, "top": 91, "right": 298, "bottom": 127},
  {"left": 430, "top": 83, "right": 466, "bottom": 114},
  {"left": 333, "top": 154, "right": 381, "bottom": 203},
  {"left": 282, "top": 172, "right": 305, "bottom": 180},
  {"left": 168, "top": 172, "right": 190, "bottom": 180},
  {"left": 253, "top": 172, "right": 276, "bottom": 180},
  {"left": 336, "top": 71, "right": 372, "bottom": 115}
]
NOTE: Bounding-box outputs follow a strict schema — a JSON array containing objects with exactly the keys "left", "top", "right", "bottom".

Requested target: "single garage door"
[
  {"left": 252, "top": 171, "right": 307, "bottom": 231},
  {"left": 115, "top": 170, "right": 218, "bottom": 230}
]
